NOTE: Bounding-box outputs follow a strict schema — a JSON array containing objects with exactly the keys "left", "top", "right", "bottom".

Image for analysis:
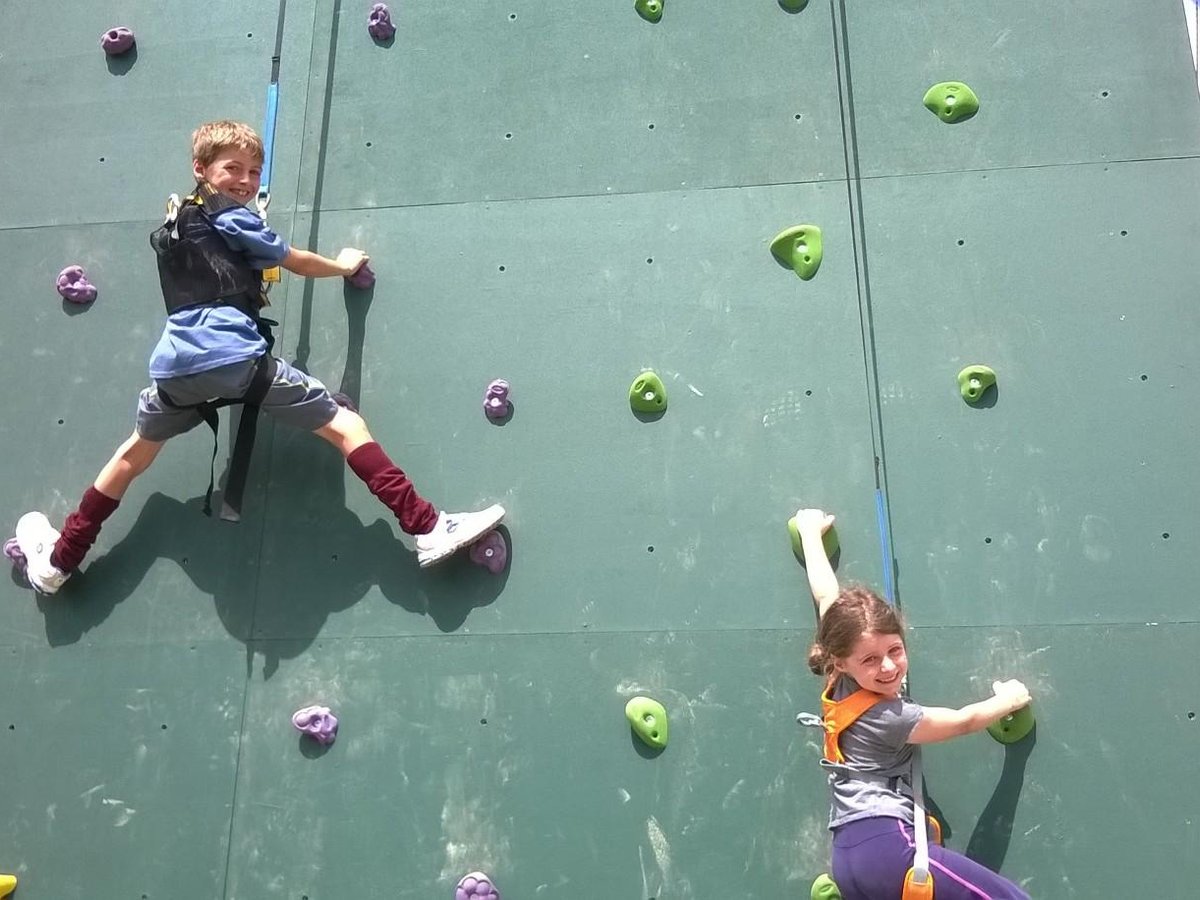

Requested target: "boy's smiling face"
[{"left": 193, "top": 147, "right": 263, "bottom": 204}]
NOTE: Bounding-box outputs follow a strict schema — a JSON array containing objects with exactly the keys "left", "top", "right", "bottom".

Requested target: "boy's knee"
[
  {"left": 316, "top": 406, "right": 373, "bottom": 453},
  {"left": 119, "top": 434, "right": 163, "bottom": 472}
]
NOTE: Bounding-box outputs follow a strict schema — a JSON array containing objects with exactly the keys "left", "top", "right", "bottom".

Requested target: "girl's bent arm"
[{"left": 909, "top": 680, "right": 1031, "bottom": 744}]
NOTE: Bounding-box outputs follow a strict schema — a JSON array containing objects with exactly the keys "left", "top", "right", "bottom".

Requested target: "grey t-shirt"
[{"left": 822, "top": 675, "right": 925, "bottom": 829}]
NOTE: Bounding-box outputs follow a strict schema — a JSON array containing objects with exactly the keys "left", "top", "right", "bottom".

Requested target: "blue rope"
[
  {"left": 874, "top": 487, "right": 895, "bottom": 604},
  {"left": 259, "top": 82, "right": 280, "bottom": 198},
  {"left": 259, "top": 0, "right": 287, "bottom": 202}
]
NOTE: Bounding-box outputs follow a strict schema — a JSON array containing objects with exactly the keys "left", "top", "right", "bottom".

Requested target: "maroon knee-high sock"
[
  {"left": 51, "top": 486, "right": 121, "bottom": 572},
  {"left": 346, "top": 442, "right": 439, "bottom": 535}
]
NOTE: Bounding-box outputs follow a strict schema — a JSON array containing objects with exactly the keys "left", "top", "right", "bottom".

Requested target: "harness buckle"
[{"left": 164, "top": 193, "right": 181, "bottom": 239}]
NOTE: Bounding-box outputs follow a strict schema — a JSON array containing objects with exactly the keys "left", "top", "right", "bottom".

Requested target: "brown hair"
[
  {"left": 807, "top": 586, "right": 905, "bottom": 677},
  {"left": 191, "top": 120, "right": 264, "bottom": 167}
]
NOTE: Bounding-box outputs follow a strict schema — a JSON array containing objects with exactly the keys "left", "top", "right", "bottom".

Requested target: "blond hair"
[{"left": 191, "top": 120, "right": 264, "bottom": 167}]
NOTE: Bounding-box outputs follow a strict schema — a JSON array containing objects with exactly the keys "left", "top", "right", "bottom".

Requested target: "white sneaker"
[
  {"left": 415, "top": 504, "right": 505, "bottom": 569},
  {"left": 14, "top": 512, "right": 70, "bottom": 595}
]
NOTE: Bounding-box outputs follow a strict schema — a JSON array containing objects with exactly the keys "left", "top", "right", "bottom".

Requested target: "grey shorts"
[{"left": 136, "top": 357, "right": 340, "bottom": 442}]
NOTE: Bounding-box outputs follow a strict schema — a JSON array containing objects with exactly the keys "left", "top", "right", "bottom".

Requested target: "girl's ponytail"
[{"left": 807, "top": 641, "right": 830, "bottom": 676}]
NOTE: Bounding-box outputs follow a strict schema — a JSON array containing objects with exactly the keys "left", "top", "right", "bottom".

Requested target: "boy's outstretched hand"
[{"left": 336, "top": 248, "right": 369, "bottom": 276}]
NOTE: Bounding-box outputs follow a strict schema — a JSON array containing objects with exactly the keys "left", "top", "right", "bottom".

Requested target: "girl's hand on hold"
[
  {"left": 992, "top": 679, "right": 1031, "bottom": 713},
  {"left": 794, "top": 508, "right": 835, "bottom": 536}
]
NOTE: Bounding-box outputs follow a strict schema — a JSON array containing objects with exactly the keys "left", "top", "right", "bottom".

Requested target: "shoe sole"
[{"left": 417, "top": 506, "right": 506, "bottom": 569}]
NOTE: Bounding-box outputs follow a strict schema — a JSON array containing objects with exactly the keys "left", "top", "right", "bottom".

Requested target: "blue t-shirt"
[{"left": 148, "top": 206, "right": 290, "bottom": 379}]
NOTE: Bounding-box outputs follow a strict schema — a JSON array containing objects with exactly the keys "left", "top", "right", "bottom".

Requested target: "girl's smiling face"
[{"left": 835, "top": 631, "right": 908, "bottom": 696}]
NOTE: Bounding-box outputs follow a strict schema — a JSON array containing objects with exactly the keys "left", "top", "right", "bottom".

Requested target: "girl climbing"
[{"left": 793, "top": 508, "right": 1032, "bottom": 900}]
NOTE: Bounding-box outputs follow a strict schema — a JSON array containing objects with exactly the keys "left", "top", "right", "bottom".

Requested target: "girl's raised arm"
[{"left": 794, "top": 508, "right": 839, "bottom": 621}]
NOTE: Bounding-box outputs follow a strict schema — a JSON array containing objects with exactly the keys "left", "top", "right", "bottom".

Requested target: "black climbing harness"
[{"left": 150, "top": 183, "right": 280, "bottom": 522}]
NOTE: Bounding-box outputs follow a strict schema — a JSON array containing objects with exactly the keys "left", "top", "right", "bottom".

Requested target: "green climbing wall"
[{"left": 1, "top": 0, "right": 1197, "bottom": 896}]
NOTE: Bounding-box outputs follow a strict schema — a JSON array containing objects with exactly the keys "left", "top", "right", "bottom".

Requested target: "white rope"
[{"left": 910, "top": 745, "right": 931, "bottom": 886}]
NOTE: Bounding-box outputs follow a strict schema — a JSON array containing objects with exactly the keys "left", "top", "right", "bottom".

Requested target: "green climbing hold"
[
  {"left": 635, "top": 0, "right": 663, "bottom": 23},
  {"left": 957, "top": 365, "right": 996, "bottom": 404},
  {"left": 788, "top": 517, "right": 839, "bottom": 564},
  {"left": 811, "top": 873, "right": 843, "bottom": 900},
  {"left": 779, "top": 0, "right": 809, "bottom": 9},
  {"left": 629, "top": 371, "right": 667, "bottom": 414},
  {"left": 625, "top": 696, "right": 669, "bottom": 750},
  {"left": 923, "top": 82, "right": 980, "bottom": 123},
  {"left": 770, "top": 225, "right": 823, "bottom": 280},
  {"left": 988, "top": 705, "right": 1035, "bottom": 744}
]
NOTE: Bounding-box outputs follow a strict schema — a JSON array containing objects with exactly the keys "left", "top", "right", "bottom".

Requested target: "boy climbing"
[{"left": 10, "top": 120, "right": 504, "bottom": 595}]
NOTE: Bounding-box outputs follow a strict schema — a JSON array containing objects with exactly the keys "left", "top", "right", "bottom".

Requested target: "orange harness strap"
[{"left": 819, "top": 680, "right": 886, "bottom": 763}]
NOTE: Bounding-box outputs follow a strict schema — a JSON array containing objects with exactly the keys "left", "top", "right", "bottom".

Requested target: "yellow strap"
[{"left": 262, "top": 266, "right": 281, "bottom": 283}]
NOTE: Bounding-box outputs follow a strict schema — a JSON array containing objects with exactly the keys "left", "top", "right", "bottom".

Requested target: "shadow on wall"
[
  {"left": 33, "top": 281, "right": 508, "bottom": 677},
  {"left": 922, "top": 726, "right": 1036, "bottom": 869}
]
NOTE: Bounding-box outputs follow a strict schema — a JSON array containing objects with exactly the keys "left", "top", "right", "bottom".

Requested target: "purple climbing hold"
[
  {"left": 347, "top": 261, "right": 376, "bottom": 289},
  {"left": 468, "top": 531, "right": 507, "bottom": 574},
  {"left": 368, "top": 3, "right": 396, "bottom": 41},
  {"left": 55, "top": 266, "right": 98, "bottom": 304},
  {"left": 100, "top": 26, "right": 135, "bottom": 55},
  {"left": 4, "top": 537, "right": 28, "bottom": 587},
  {"left": 292, "top": 705, "right": 339, "bottom": 745},
  {"left": 331, "top": 391, "right": 359, "bottom": 413},
  {"left": 455, "top": 872, "right": 500, "bottom": 900},
  {"left": 483, "top": 379, "right": 510, "bottom": 420},
  {"left": 3, "top": 538, "right": 25, "bottom": 567}
]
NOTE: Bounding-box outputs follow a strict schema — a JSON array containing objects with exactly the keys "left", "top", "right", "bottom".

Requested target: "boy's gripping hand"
[
  {"left": 991, "top": 679, "right": 1032, "bottom": 714},
  {"left": 335, "top": 248, "right": 369, "bottom": 276}
]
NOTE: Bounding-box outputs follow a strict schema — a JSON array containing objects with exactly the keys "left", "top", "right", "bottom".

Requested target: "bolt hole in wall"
[
  {"left": 57, "top": 418, "right": 64, "bottom": 425},
  {"left": 1162, "top": 532, "right": 1171, "bottom": 540},
  {"left": 1189, "top": 712, "right": 1196, "bottom": 720},
  {"left": 647, "top": 545, "right": 655, "bottom": 553},
  {"left": 956, "top": 239, "right": 965, "bottom": 246},
  {"left": 984, "top": 536, "right": 992, "bottom": 544},
  {"left": 504, "top": 132, "right": 513, "bottom": 140}
]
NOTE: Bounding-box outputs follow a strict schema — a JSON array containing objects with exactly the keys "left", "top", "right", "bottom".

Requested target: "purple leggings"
[{"left": 831, "top": 817, "right": 1030, "bottom": 900}]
